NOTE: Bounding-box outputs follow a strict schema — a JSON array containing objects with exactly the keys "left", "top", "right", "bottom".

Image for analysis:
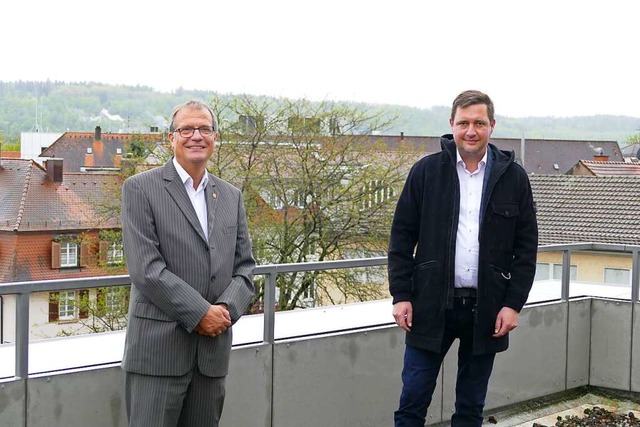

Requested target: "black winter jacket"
[{"left": 388, "top": 135, "right": 538, "bottom": 355}]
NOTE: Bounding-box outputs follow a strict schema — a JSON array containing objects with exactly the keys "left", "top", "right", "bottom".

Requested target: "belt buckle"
[{"left": 457, "top": 295, "right": 474, "bottom": 307}]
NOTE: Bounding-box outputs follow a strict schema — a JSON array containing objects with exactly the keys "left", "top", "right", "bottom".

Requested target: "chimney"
[
  {"left": 85, "top": 147, "right": 95, "bottom": 167},
  {"left": 400, "top": 131, "right": 404, "bottom": 141},
  {"left": 114, "top": 148, "right": 122, "bottom": 167},
  {"left": 46, "top": 158, "right": 64, "bottom": 184},
  {"left": 93, "top": 126, "right": 104, "bottom": 163},
  {"left": 593, "top": 147, "right": 609, "bottom": 162}
]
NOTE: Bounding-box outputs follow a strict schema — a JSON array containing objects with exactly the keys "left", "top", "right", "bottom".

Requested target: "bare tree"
[
  {"left": 211, "top": 96, "right": 420, "bottom": 310},
  {"left": 83, "top": 95, "right": 422, "bottom": 316}
]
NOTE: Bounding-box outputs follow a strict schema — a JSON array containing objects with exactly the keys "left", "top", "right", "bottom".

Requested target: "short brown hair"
[{"left": 450, "top": 90, "right": 494, "bottom": 122}]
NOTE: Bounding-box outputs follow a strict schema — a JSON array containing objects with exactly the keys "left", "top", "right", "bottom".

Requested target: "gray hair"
[{"left": 169, "top": 100, "right": 218, "bottom": 132}]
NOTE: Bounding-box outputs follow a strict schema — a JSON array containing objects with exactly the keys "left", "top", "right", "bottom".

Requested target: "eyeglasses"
[{"left": 173, "top": 126, "right": 215, "bottom": 138}]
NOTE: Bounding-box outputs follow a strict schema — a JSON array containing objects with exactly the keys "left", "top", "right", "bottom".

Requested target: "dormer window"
[
  {"left": 51, "top": 235, "right": 87, "bottom": 269},
  {"left": 60, "top": 242, "right": 78, "bottom": 267}
]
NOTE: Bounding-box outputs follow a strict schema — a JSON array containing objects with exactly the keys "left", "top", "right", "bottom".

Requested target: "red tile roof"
[
  {"left": 1, "top": 159, "right": 125, "bottom": 282},
  {"left": 0, "top": 159, "right": 122, "bottom": 232},
  {"left": 569, "top": 160, "right": 640, "bottom": 176},
  {"left": 40, "top": 129, "right": 167, "bottom": 172}
]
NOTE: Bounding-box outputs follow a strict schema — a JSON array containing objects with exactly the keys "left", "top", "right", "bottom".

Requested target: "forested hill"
[{"left": 1, "top": 80, "right": 638, "bottom": 144}]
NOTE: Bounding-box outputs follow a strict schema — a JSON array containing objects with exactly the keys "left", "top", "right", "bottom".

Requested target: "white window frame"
[
  {"left": 535, "top": 263, "right": 577, "bottom": 281},
  {"left": 59, "top": 290, "right": 77, "bottom": 320},
  {"left": 534, "top": 263, "right": 551, "bottom": 282},
  {"left": 604, "top": 267, "right": 631, "bottom": 286},
  {"left": 60, "top": 242, "right": 78, "bottom": 267},
  {"left": 105, "top": 287, "right": 122, "bottom": 315},
  {"left": 107, "top": 241, "right": 124, "bottom": 265},
  {"left": 552, "top": 263, "right": 577, "bottom": 280}
]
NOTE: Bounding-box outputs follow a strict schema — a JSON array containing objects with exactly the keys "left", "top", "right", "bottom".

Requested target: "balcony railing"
[{"left": 1, "top": 243, "right": 639, "bottom": 426}]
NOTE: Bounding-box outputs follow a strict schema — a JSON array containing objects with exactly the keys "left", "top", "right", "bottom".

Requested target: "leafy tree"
[
  {"left": 75, "top": 285, "right": 130, "bottom": 334},
  {"left": 126, "top": 133, "right": 154, "bottom": 158},
  {"left": 623, "top": 133, "right": 640, "bottom": 146},
  {"left": 0, "top": 131, "right": 19, "bottom": 152}
]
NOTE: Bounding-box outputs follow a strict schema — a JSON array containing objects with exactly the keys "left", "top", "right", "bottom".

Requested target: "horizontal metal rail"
[{"left": 1, "top": 244, "right": 639, "bottom": 380}]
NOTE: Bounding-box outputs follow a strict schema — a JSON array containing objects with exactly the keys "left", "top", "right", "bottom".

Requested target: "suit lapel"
[
  {"left": 206, "top": 175, "right": 218, "bottom": 244},
  {"left": 162, "top": 161, "right": 208, "bottom": 244}
]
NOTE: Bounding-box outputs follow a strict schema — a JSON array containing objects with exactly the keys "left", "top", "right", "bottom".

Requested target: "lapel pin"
[{"left": 212, "top": 193, "right": 217, "bottom": 199}]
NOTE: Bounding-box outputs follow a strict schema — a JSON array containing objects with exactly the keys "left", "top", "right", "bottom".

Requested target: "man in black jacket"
[{"left": 388, "top": 90, "right": 538, "bottom": 427}]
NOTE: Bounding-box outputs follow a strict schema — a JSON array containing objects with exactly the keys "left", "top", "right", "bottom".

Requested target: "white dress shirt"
[
  {"left": 454, "top": 150, "right": 488, "bottom": 289},
  {"left": 173, "top": 157, "right": 209, "bottom": 242}
]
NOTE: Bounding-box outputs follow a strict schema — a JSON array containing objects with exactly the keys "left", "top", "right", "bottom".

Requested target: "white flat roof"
[{"left": 0, "top": 282, "right": 634, "bottom": 379}]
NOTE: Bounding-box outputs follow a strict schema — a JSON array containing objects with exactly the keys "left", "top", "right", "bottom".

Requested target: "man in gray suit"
[{"left": 121, "top": 100, "right": 255, "bottom": 427}]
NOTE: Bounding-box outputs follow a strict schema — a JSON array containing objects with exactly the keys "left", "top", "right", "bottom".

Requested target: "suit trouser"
[
  {"left": 394, "top": 297, "right": 496, "bottom": 427},
  {"left": 125, "top": 368, "right": 226, "bottom": 427}
]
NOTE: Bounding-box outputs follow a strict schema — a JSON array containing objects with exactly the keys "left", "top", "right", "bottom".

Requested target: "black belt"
[{"left": 453, "top": 287, "right": 477, "bottom": 298}]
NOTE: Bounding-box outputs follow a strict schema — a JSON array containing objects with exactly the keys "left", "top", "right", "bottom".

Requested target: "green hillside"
[{"left": 1, "top": 80, "right": 638, "bottom": 145}]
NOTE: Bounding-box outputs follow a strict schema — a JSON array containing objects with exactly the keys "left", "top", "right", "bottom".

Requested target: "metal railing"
[
  {"left": 539, "top": 243, "right": 640, "bottom": 301},
  {"left": 0, "top": 257, "right": 388, "bottom": 380},
  {"left": 2, "top": 243, "right": 639, "bottom": 381}
]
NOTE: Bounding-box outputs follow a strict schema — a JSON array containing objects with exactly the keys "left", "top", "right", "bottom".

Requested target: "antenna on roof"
[{"left": 32, "top": 85, "right": 42, "bottom": 132}]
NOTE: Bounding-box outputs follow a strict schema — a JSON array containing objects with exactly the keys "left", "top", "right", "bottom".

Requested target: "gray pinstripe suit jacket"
[{"left": 121, "top": 159, "right": 255, "bottom": 377}]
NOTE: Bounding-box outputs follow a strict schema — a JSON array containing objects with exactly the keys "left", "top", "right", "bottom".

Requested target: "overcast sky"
[{"left": 2, "top": 0, "right": 639, "bottom": 119}]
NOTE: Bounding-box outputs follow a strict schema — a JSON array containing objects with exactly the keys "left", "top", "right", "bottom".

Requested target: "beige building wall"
[
  {"left": 2, "top": 291, "right": 115, "bottom": 342},
  {"left": 537, "top": 251, "right": 633, "bottom": 284},
  {"left": 1, "top": 294, "right": 15, "bottom": 344}
]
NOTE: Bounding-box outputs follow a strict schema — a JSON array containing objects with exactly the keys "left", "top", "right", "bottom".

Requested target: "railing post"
[
  {"left": 263, "top": 271, "right": 276, "bottom": 345},
  {"left": 561, "top": 249, "right": 571, "bottom": 390},
  {"left": 561, "top": 250, "right": 571, "bottom": 301},
  {"left": 15, "top": 292, "right": 30, "bottom": 379},
  {"left": 632, "top": 249, "right": 640, "bottom": 302}
]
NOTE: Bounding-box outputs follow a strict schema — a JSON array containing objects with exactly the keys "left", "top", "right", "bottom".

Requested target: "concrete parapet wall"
[{"left": 0, "top": 298, "right": 638, "bottom": 426}]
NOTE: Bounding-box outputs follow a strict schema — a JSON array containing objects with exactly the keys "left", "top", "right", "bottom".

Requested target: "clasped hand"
[{"left": 195, "top": 304, "right": 231, "bottom": 337}]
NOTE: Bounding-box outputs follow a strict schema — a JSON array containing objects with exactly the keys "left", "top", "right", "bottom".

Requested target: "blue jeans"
[{"left": 394, "top": 299, "right": 496, "bottom": 427}]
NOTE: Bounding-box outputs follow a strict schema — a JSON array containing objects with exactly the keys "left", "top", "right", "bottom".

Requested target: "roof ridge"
[
  {"left": 14, "top": 160, "right": 35, "bottom": 230},
  {"left": 582, "top": 160, "right": 636, "bottom": 164}
]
